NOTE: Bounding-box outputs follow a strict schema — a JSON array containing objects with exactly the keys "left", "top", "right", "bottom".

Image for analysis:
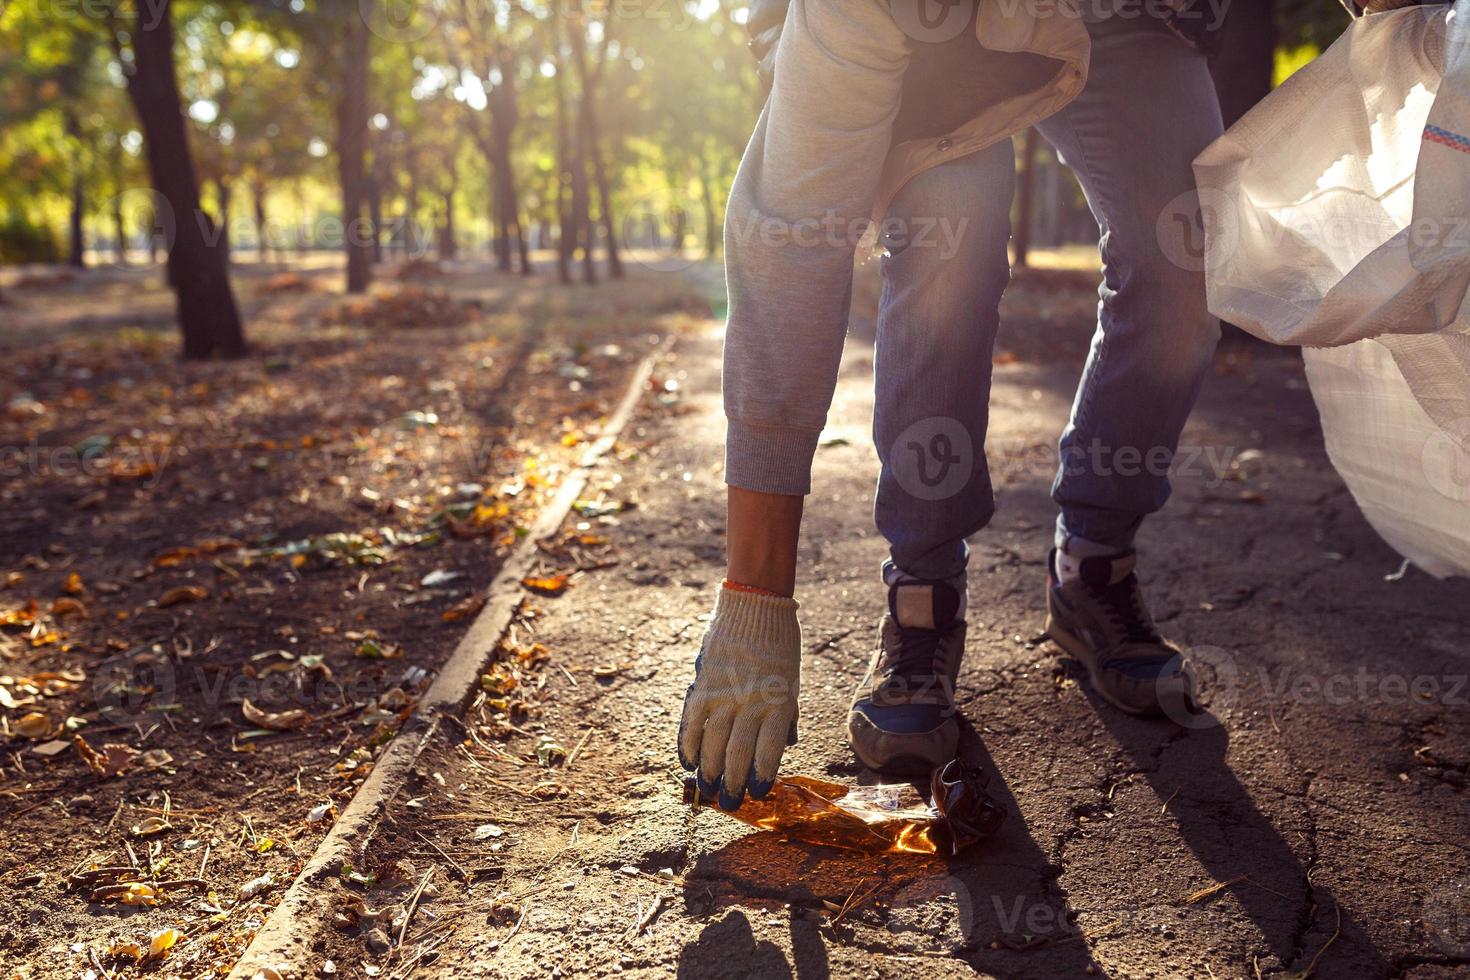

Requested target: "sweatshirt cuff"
[{"left": 724, "top": 417, "right": 823, "bottom": 497}]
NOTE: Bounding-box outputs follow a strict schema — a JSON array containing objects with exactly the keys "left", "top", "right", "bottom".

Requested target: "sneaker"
[
  {"left": 1045, "top": 547, "right": 1196, "bottom": 718},
  {"left": 847, "top": 578, "right": 966, "bottom": 775}
]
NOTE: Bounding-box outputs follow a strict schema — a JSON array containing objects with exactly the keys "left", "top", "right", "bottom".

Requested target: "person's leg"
[
  {"left": 872, "top": 141, "right": 1017, "bottom": 582},
  {"left": 684, "top": 0, "right": 914, "bottom": 807},
  {"left": 849, "top": 141, "right": 1016, "bottom": 773},
  {"left": 1035, "top": 21, "right": 1224, "bottom": 549},
  {"left": 1032, "top": 20, "right": 1223, "bottom": 719}
]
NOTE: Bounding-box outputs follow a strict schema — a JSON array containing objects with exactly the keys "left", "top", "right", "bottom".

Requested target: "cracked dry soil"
[{"left": 328, "top": 319, "right": 1470, "bottom": 980}]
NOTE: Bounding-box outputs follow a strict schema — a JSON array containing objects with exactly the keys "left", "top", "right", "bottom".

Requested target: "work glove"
[{"left": 677, "top": 587, "right": 801, "bottom": 811}]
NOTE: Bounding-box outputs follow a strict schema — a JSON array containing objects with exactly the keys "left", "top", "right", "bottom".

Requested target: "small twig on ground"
[
  {"left": 397, "top": 865, "right": 436, "bottom": 947},
  {"left": 1161, "top": 786, "right": 1181, "bottom": 815},
  {"left": 415, "top": 831, "right": 468, "bottom": 881},
  {"left": 628, "top": 894, "right": 668, "bottom": 937},
  {"left": 565, "top": 727, "right": 596, "bottom": 768},
  {"left": 1183, "top": 875, "right": 1248, "bottom": 904},
  {"left": 1287, "top": 897, "right": 1341, "bottom": 979}
]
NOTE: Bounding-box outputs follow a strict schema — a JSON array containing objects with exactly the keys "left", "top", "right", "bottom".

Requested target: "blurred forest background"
[{"left": 0, "top": 0, "right": 1351, "bottom": 358}]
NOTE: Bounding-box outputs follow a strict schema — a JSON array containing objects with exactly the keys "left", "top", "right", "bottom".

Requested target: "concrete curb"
[{"left": 226, "top": 343, "right": 667, "bottom": 979}]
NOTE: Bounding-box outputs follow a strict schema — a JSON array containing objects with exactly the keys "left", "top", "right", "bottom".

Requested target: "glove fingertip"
[
  {"left": 786, "top": 718, "right": 798, "bottom": 746},
  {"left": 747, "top": 772, "right": 775, "bottom": 801},
  {"left": 676, "top": 700, "right": 704, "bottom": 773},
  {"left": 717, "top": 778, "right": 746, "bottom": 812}
]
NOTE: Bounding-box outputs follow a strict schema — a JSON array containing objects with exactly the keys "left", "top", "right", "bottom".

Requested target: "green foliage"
[{"left": 0, "top": 214, "right": 62, "bottom": 263}]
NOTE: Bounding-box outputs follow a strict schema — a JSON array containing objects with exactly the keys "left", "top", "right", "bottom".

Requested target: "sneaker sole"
[
  {"left": 846, "top": 708, "right": 959, "bottom": 777},
  {"left": 1045, "top": 611, "right": 1177, "bottom": 718}
]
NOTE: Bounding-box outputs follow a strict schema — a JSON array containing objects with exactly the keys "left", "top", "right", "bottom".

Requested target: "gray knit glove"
[{"left": 677, "top": 588, "right": 801, "bottom": 810}]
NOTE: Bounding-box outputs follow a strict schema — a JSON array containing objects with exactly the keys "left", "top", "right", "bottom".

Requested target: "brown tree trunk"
[
  {"left": 440, "top": 189, "right": 457, "bottom": 260},
  {"left": 1014, "top": 128, "right": 1040, "bottom": 269},
  {"left": 551, "top": 11, "right": 573, "bottom": 285},
  {"left": 68, "top": 172, "right": 86, "bottom": 268},
  {"left": 697, "top": 145, "right": 719, "bottom": 259},
  {"left": 122, "top": 0, "right": 245, "bottom": 359},
  {"left": 367, "top": 169, "right": 385, "bottom": 264},
  {"left": 491, "top": 158, "right": 513, "bottom": 272},
  {"left": 252, "top": 182, "right": 269, "bottom": 262},
  {"left": 336, "top": 0, "right": 372, "bottom": 293},
  {"left": 216, "top": 176, "right": 232, "bottom": 265},
  {"left": 112, "top": 199, "right": 128, "bottom": 265},
  {"left": 568, "top": 21, "right": 620, "bottom": 279}
]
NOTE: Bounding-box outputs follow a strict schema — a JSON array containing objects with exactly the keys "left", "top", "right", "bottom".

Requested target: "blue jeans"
[{"left": 876, "top": 20, "right": 1224, "bottom": 579}]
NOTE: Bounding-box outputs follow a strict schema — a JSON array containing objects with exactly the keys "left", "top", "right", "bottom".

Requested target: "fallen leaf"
[
  {"left": 50, "top": 597, "right": 88, "bottom": 619},
  {"left": 0, "top": 601, "right": 38, "bottom": 627},
  {"left": 146, "top": 928, "right": 184, "bottom": 961},
  {"left": 62, "top": 572, "right": 85, "bottom": 595},
  {"left": 140, "top": 749, "right": 174, "bottom": 769},
  {"left": 120, "top": 883, "right": 161, "bottom": 906},
  {"left": 239, "top": 873, "right": 277, "bottom": 899},
  {"left": 158, "top": 586, "right": 208, "bottom": 607},
  {"left": 474, "top": 823, "right": 504, "bottom": 840},
  {"left": 355, "top": 638, "right": 402, "bottom": 659},
  {"left": 132, "top": 816, "right": 171, "bottom": 837},
  {"left": 241, "top": 698, "right": 309, "bottom": 731},
  {"left": 76, "top": 736, "right": 140, "bottom": 777},
  {"left": 441, "top": 594, "right": 486, "bottom": 622},
  {"left": 521, "top": 573, "right": 570, "bottom": 596},
  {"left": 536, "top": 734, "right": 567, "bottom": 767},
  {"left": 32, "top": 739, "right": 70, "bottom": 757},
  {"left": 306, "top": 802, "right": 337, "bottom": 824},
  {"left": 110, "top": 940, "right": 146, "bottom": 960},
  {"left": 14, "top": 711, "right": 51, "bottom": 739}
]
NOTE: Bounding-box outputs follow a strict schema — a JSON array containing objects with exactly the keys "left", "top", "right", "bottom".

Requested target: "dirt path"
[{"left": 298, "top": 312, "right": 1470, "bottom": 979}]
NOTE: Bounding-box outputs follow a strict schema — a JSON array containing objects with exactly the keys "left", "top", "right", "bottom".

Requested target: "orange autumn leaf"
[
  {"left": 158, "top": 586, "right": 208, "bottom": 607},
  {"left": 50, "top": 597, "right": 88, "bottom": 619},
  {"left": 442, "top": 594, "right": 487, "bottom": 622},
  {"left": 520, "top": 574, "right": 570, "bottom": 596},
  {"left": 0, "top": 600, "right": 38, "bottom": 627},
  {"left": 62, "top": 572, "right": 85, "bottom": 595},
  {"left": 152, "top": 547, "right": 199, "bottom": 568}
]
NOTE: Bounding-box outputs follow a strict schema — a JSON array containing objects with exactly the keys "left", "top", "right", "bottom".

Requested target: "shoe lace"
[
  {"left": 1090, "top": 574, "right": 1163, "bottom": 647},
  {"left": 884, "top": 625, "right": 950, "bottom": 684}
]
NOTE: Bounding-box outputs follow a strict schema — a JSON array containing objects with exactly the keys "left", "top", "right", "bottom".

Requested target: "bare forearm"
[{"left": 726, "top": 485, "right": 803, "bottom": 597}]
